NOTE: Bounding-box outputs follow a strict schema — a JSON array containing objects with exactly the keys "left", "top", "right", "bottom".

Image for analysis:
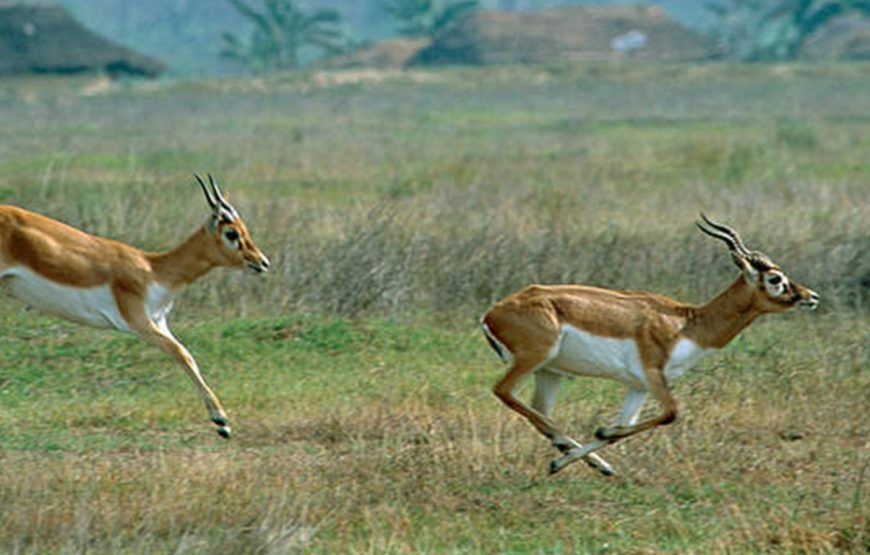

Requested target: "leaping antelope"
[
  {"left": 481, "top": 214, "right": 819, "bottom": 476},
  {"left": 0, "top": 175, "right": 270, "bottom": 438}
]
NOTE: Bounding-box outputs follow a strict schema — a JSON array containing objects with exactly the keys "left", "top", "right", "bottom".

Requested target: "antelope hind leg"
[{"left": 549, "top": 439, "right": 611, "bottom": 475}]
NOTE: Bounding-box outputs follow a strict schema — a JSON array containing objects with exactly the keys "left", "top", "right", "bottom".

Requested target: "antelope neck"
[
  {"left": 683, "top": 276, "right": 760, "bottom": 349},
  {"left": 146, "top": 225, "right": 219, "bottom": 288}
]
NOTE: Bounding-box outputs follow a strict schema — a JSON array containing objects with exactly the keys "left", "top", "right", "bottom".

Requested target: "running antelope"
[
  {"left": 0, "top": 175, "right": 269, "bottom": 438},
  {"left": 481, "top": 215, "right": 819, "bottom": 476}
]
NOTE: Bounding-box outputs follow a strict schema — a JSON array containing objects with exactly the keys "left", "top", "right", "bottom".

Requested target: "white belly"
[
  {"left": 548, "top": 325, "right": 715, "bottom": 389},
  {"left": 1, "top": 267, "right": 130, "bottom": 331},
  {"left": 549, "top": 324, "right": 647, "bottom": 388}
]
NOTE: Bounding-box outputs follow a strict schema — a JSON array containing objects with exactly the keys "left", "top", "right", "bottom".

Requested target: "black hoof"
[
  {"left": 216, "top": 426, "right": 232, "bottom": 439},
  {"left": 554, "top": 442, "right": 573, "bottom": 454},
  {"left": 594, "top": 426, "right": 609, "bottom": 440},
  {"left": 597, "top": 465, "right": 616, "bottom": 477},
  {"left": 212, "top": 416, "right": 229, "bottom": 427}
]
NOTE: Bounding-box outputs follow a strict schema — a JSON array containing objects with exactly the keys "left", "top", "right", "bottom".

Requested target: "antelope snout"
[
  {"left": 800, "top": 290, "right": 820, "bottom": 310},
  {"left": 247, "top": 254, "right": 270, "bottom": 274}
]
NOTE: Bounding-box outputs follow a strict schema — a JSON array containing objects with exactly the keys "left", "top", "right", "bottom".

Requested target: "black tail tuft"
[{"left": 481, "top": 322, "right": 509, "bottom": 362}]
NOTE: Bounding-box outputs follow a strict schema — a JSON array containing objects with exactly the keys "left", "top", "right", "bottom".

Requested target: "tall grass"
[{"left": 1, "top": 65, "right": 867, "bottom": 320}]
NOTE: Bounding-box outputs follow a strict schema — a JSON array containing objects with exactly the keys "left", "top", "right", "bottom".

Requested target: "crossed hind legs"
[{"left": 495, "top": 362, "right": 653, "bottom": 476}]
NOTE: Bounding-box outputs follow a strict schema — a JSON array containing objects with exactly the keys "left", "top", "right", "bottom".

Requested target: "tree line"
[
  {"left": 220, "top": 0, "right": 480, "bottom": 71},
  {"left": 220, "top": 0, "right": 870, "bottom": 70}
]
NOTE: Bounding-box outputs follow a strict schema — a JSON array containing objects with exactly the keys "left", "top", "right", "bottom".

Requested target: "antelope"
[
  {"left": 0, "top": 175, "right": 270, "bottom": 438},
  {"left": 481, "top": 215, "right": 819, "bottom": 476}
]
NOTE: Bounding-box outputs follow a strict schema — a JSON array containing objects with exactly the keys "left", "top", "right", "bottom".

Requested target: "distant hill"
[
  {"left": 56, "top": 0, "right": 242, "bottom": 76},
  {"left": 0, "top": 2, "right": 164, "bottom": 77},
  {"left": 412, "top": 6, "right": 713, "bottom": 66}
]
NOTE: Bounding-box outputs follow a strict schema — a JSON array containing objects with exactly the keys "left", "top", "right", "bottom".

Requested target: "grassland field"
[{"left": 0, "top": 63, "right": 867, "bottom": 553}]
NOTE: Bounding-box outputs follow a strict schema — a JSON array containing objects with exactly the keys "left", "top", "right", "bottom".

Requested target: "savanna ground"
[{"left": 0, "top": 63, "right": 867, "bottom": 553}]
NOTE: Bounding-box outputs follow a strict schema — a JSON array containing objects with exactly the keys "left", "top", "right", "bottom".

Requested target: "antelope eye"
[
  {"left": 224, "top": 229, "right": 240, "bottom": 241},
  {"left": 767, "top": 275, "right": 782, "bottom": 285}
]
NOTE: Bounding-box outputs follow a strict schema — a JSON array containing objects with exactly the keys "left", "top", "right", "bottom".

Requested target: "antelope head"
[
  {"left": 196, "top": 174, "right": 270, "bottom": 274},
  {"left": 697, "top": 213, "right": 819, "bottom": 312}
]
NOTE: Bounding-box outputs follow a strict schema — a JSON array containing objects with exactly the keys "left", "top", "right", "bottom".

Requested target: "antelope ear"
[
  {"left": 732, "top": 253, "right": 759, "bottom": 282},
  {"left": 206, "top": 213, "right": 219, "bottom": 232}
]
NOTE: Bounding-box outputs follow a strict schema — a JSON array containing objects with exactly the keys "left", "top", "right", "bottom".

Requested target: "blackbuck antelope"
[
  {"left": 0, "top": 175, "right": 269, "bottom": 438},
  {"left": 481, "top": 215, "right": 819, "bottom": 476}
]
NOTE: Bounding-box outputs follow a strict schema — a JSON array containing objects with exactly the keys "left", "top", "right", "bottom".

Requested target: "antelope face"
[
  {"left": 751, "top": 259, "right": 819, "bottom": 312},
  {"left": 197, "top": 174, "right": 270, "bottom": 274},
  {"left": 696, "top": 213, "right": 819, "bottom": 312},
  {"left": 214, "top": 216, "right": 270, "bottom": 274}
]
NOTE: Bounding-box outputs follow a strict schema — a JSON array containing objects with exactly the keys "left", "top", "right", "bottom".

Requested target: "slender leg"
[
  {"left": 532, "top": 369, "right": 614, "bottom": 476},
  {"left": 549, "top": 386, "right": 649, "bottom": 475},
  {"left": 494, "top": 354, "right": 598, "bottom": 460},
  {"left": 553, "top": 368, "right": 676, "bottom": 473},
  {"left": 485, "top": 314, "right": 613, "bottom": 476},
  {"left": 114, "top": 286, "right": 231, "bottom": 438},
  {"left": 130, "top": 315, "right": 230, "bottom": 438},
  {"left": 618, "top": 386, "right": 649, "bottom": 427},
  {"left": 549, "top": 438, "right": 610, "bottom": 475},
  {"left": 493, "top": 354, "right": 562, "bottom": 443},
  {"left": 531, "top": 369, "right": 561, "bottom": 418},
  {"left": 595, "top": 368, "right": 676, "bottom": 441}
]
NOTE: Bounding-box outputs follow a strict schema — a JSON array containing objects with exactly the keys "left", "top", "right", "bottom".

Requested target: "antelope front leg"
[
  {"left": 162, "top": 333, "right": 232, "bottom": 438},
  {"left": 595, "top": 369, "right": 674, "bottom": 442},
  {"left": 550, "top": 436, "right": 614, "bottom": 476},
  {"left": 551, "top": 373, "right": 675, "bottom": 474},
  {"left": 132, "top": 317, "right": 232, "bottom": 438}
]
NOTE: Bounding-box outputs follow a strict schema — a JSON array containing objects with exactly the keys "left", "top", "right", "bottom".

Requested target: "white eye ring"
[
  {"left": 765, "top": 273, "right": 789, "bottom": 296},
  {"left": 222, "top": 229, "right": 243, "bottom": 250}
]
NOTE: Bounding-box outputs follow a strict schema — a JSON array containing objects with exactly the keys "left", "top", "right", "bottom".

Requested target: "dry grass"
[
  {"left": 0, "top": 311, "right": 865, "bottom": 553},
  {"left": 0, "top": 318, "right": 867, "bottom": 553},
  {"left": 4, "top": 66, "right": 867, "bottom": 319}
]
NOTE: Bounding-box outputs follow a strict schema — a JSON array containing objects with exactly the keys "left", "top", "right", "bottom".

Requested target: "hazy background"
[{"left": 58, "top": 0, "right": 713, "bottom": 75}]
